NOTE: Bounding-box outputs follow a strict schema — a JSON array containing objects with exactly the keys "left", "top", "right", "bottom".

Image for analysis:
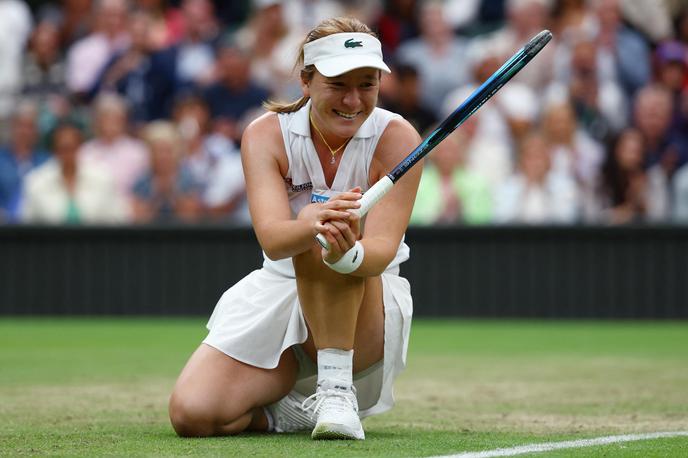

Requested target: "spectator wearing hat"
[{"left": 21, "top": 122, "right": 128, "bottom": 224}]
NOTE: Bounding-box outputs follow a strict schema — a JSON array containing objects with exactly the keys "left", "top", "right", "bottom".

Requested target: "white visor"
[{"left": 303, "top": 32, "right": 391, "bottom": 77}]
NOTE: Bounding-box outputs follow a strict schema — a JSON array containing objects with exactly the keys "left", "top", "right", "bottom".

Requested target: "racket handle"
[{"left": 315, "top": 176, "right": 394, "bottom": 250}]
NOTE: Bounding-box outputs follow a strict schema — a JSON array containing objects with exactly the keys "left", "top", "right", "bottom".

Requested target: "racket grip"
[
  {"left": 354, "top": 175, "right": 394, "bottom": 218},
  {"left": 315, "top": 176, "right": 394, "bottom": 250}
]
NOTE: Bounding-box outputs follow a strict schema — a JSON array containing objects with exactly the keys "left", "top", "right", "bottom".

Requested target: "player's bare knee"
[{"left": 169, "top": 394, "right": 222, "bottom": 437}]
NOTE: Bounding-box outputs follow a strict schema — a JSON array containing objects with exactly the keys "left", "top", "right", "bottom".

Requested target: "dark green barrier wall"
[{"left": 1, "top": 226, "right": 686, "bottom": 317}]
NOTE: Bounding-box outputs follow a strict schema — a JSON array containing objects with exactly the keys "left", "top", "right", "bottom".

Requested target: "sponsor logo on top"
[{"left": 345, "top": 38, "right": 363, "bottom": 48}]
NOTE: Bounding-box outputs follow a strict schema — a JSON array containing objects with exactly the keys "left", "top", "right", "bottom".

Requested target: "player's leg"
[
  {"left": 169, "top": 343, "right": 298, "bottom": 437},
  {"left": 292, "top": 243, "right": 385, "bottom": 440}
]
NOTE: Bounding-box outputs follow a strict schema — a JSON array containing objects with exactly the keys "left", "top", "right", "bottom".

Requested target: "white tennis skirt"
[{"left": 203, "top": 256, "right": 413, "bottom": 418}]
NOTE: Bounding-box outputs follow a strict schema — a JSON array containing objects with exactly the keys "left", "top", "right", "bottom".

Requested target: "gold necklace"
[{"left": 310, "top": 112, "right": 350, "bottom": 164}]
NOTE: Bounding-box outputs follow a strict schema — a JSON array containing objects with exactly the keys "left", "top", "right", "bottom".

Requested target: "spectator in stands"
[
  {"left": 92, "top": 9, "right": 168, "bottom": 124},
  {"left": 21, "top": 121, "right": 128, "bottom": 224},
  {"left": 19, "top": 19, "right": 73, "bottom": 152},
  {"left": 675, "top": 7, "right": 688, "bottom": 50},
  {"left": 280, "top": 0, "right": 344, "bottom": 33},
  {"left": 375, "top": 0, "right": 419, "bottom": 55},
  {"left": 21, "top": 20, "right": 67, "bottom": 108},
  {"left": 633, "top": 84, "right": 688, "bottom": 175},
  {"left": 171, "top": 0, "right": 221, "bottom": 91},
  {"left": 378, "top": 63, "right": 437, "bottom": 136},
  {"left": 78, "top": 93, "right": 150, "bottom": 205},
  {"left": 541, "top": 99, "right": 604, "bottom": 220},
  {"left": 600, "top": 128, "right": 668, "bottom": 224},
  {"left": 443, "top": 0, "right": 482, "bottom": 34},
  {"left": 617, "top": 0, "right": 673, "bottom": 45},
  {"left": 131, "top": 121, "right": 202, "bottom": 223},
  {"left": 135, "top": 0, "right": 185, "bottom": 50},
  {"left": 235, "top": 0, "right": 304, "bottom": 100},
  {"left": 470, "top": 0, "right": 556, "bottom": 91},
  {"left": 441, "top": 81, "right": 513, "bottom": 190},
  {"left": 494, "top": 132, "right": 579, "bottom": 224},
  {"left": 65, "top": 0, "right": 130, "bottom": 101},
  {"left": 203, "top": 38, "right": 271, "bottom": 144},
  {"left": 48, "top": 0, "right": 93, "bottom": 48},
  {"left": 172, "top": 93, "right": 250, "bottom": 224},
  {"left": 550, "top": 0, "right": 596, "bottom": 40},
  {"left": 548, "top": 33, "right": 627, "bottom": 144},
  {"left": 672, "top": 161, "right": 688, "bottom": 222},
  {"left": 653, "top": 40, "right": 688, "bottom": 132},
  {"left": 410, "top": 128, "right": 492, "bottom": 226},
  {"left": 0, "top": 103, "right": 50, "bottom": 222},
  {"left": 592, "top": 0, "right": 652, "bottom": 98},
  {"left": 0, "top": 0, "right": 33, "bottom": 123},
  {"left": 394, "top": 0, "right": 470, "bottom": 113},
  {"left": 496, "top": 81, "right": 540, "bottom": 149}
]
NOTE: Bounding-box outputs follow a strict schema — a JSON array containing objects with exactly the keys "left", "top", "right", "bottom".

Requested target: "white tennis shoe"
[
  {"left": 265, "top": 391, "right": 315, "bottom": 433},
  {"left": 302, "top": 380, "right": 365, "bottom": 440}
]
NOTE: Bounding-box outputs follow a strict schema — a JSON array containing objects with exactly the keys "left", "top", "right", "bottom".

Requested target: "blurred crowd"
[{"left": 1, "top": 0, "right": 687, "bottom": 226}]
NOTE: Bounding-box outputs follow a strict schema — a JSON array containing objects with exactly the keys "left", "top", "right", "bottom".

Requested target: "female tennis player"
[{"left": 169, "top": 16, "right": 422, "bottom": 441}]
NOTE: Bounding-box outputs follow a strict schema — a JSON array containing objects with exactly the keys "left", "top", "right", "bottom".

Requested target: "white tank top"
[{"left": 263, "top": 100, "right": 410, "bottom": 277}]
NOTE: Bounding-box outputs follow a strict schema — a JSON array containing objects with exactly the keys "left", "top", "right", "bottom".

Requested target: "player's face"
[{"left": 304, "top": 67, "right": 380, "bottom": 140}]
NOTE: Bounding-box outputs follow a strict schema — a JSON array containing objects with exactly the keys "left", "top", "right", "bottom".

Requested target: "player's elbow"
[{"left": 355, "top": 240, "right": 398, "bottom": 277}]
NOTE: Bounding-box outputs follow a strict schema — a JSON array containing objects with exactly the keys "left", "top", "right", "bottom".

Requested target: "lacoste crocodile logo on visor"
[{"left": 344, "top": 38, "right": 363, "bottom": 48}]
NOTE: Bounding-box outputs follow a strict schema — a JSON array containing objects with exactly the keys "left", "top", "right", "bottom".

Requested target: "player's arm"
[
  {"left": 350, "top": 118, "right": 422, "bottom": 277},
  {"left": 242, "top": 113, "right": 358, "bottom": 260}
]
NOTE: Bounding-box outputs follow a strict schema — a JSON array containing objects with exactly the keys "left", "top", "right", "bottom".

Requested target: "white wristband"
[{"left": 323, "top": 241, "right": 364, "bottom": 274}]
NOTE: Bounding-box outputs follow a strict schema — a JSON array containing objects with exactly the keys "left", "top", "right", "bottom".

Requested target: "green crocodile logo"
[{"left": 344, "top": 38, "right": 363, "bottom": 48}]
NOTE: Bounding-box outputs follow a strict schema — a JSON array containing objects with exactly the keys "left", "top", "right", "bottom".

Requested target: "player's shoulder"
[
  {"left": 377, "top": 114, "right": 421, "bottom": 154},
  {"left": 243, "top": 111, "right": 281, "bottom": 143},
  {"left": 241, "top": 111, "right": 285, "bottom": 158}
]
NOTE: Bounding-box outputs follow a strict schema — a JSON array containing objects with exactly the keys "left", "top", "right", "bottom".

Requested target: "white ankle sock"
[{"left": 317, "top": 348, "right": 353, "bottom": 387}]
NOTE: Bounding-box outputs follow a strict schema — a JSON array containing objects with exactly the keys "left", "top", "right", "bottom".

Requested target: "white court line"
[{"left": 432, "top": 431, "right": 688, "bottom": 458}]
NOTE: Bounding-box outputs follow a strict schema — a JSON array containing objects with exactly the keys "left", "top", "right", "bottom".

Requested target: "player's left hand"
[{"left": 319, "top": 210, "right": 361, "bottom": 264}]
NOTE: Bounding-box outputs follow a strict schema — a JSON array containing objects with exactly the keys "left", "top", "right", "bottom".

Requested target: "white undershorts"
[{"left": 203, "top": 257, "right": 413, "bottom": 418}]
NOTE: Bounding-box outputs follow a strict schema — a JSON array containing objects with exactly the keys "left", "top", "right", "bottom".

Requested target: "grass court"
[{"left": 1, "top": 318, "right": 687, "bottom": 457}]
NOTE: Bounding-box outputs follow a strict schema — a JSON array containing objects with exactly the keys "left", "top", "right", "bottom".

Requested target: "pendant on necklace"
[{"left": 330, "top": 155, "right": 336, "bottom": 165}]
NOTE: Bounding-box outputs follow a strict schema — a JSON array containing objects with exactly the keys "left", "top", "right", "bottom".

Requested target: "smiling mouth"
[{"left": 333, "top": 110, "right": 360, "bottom": 120}]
